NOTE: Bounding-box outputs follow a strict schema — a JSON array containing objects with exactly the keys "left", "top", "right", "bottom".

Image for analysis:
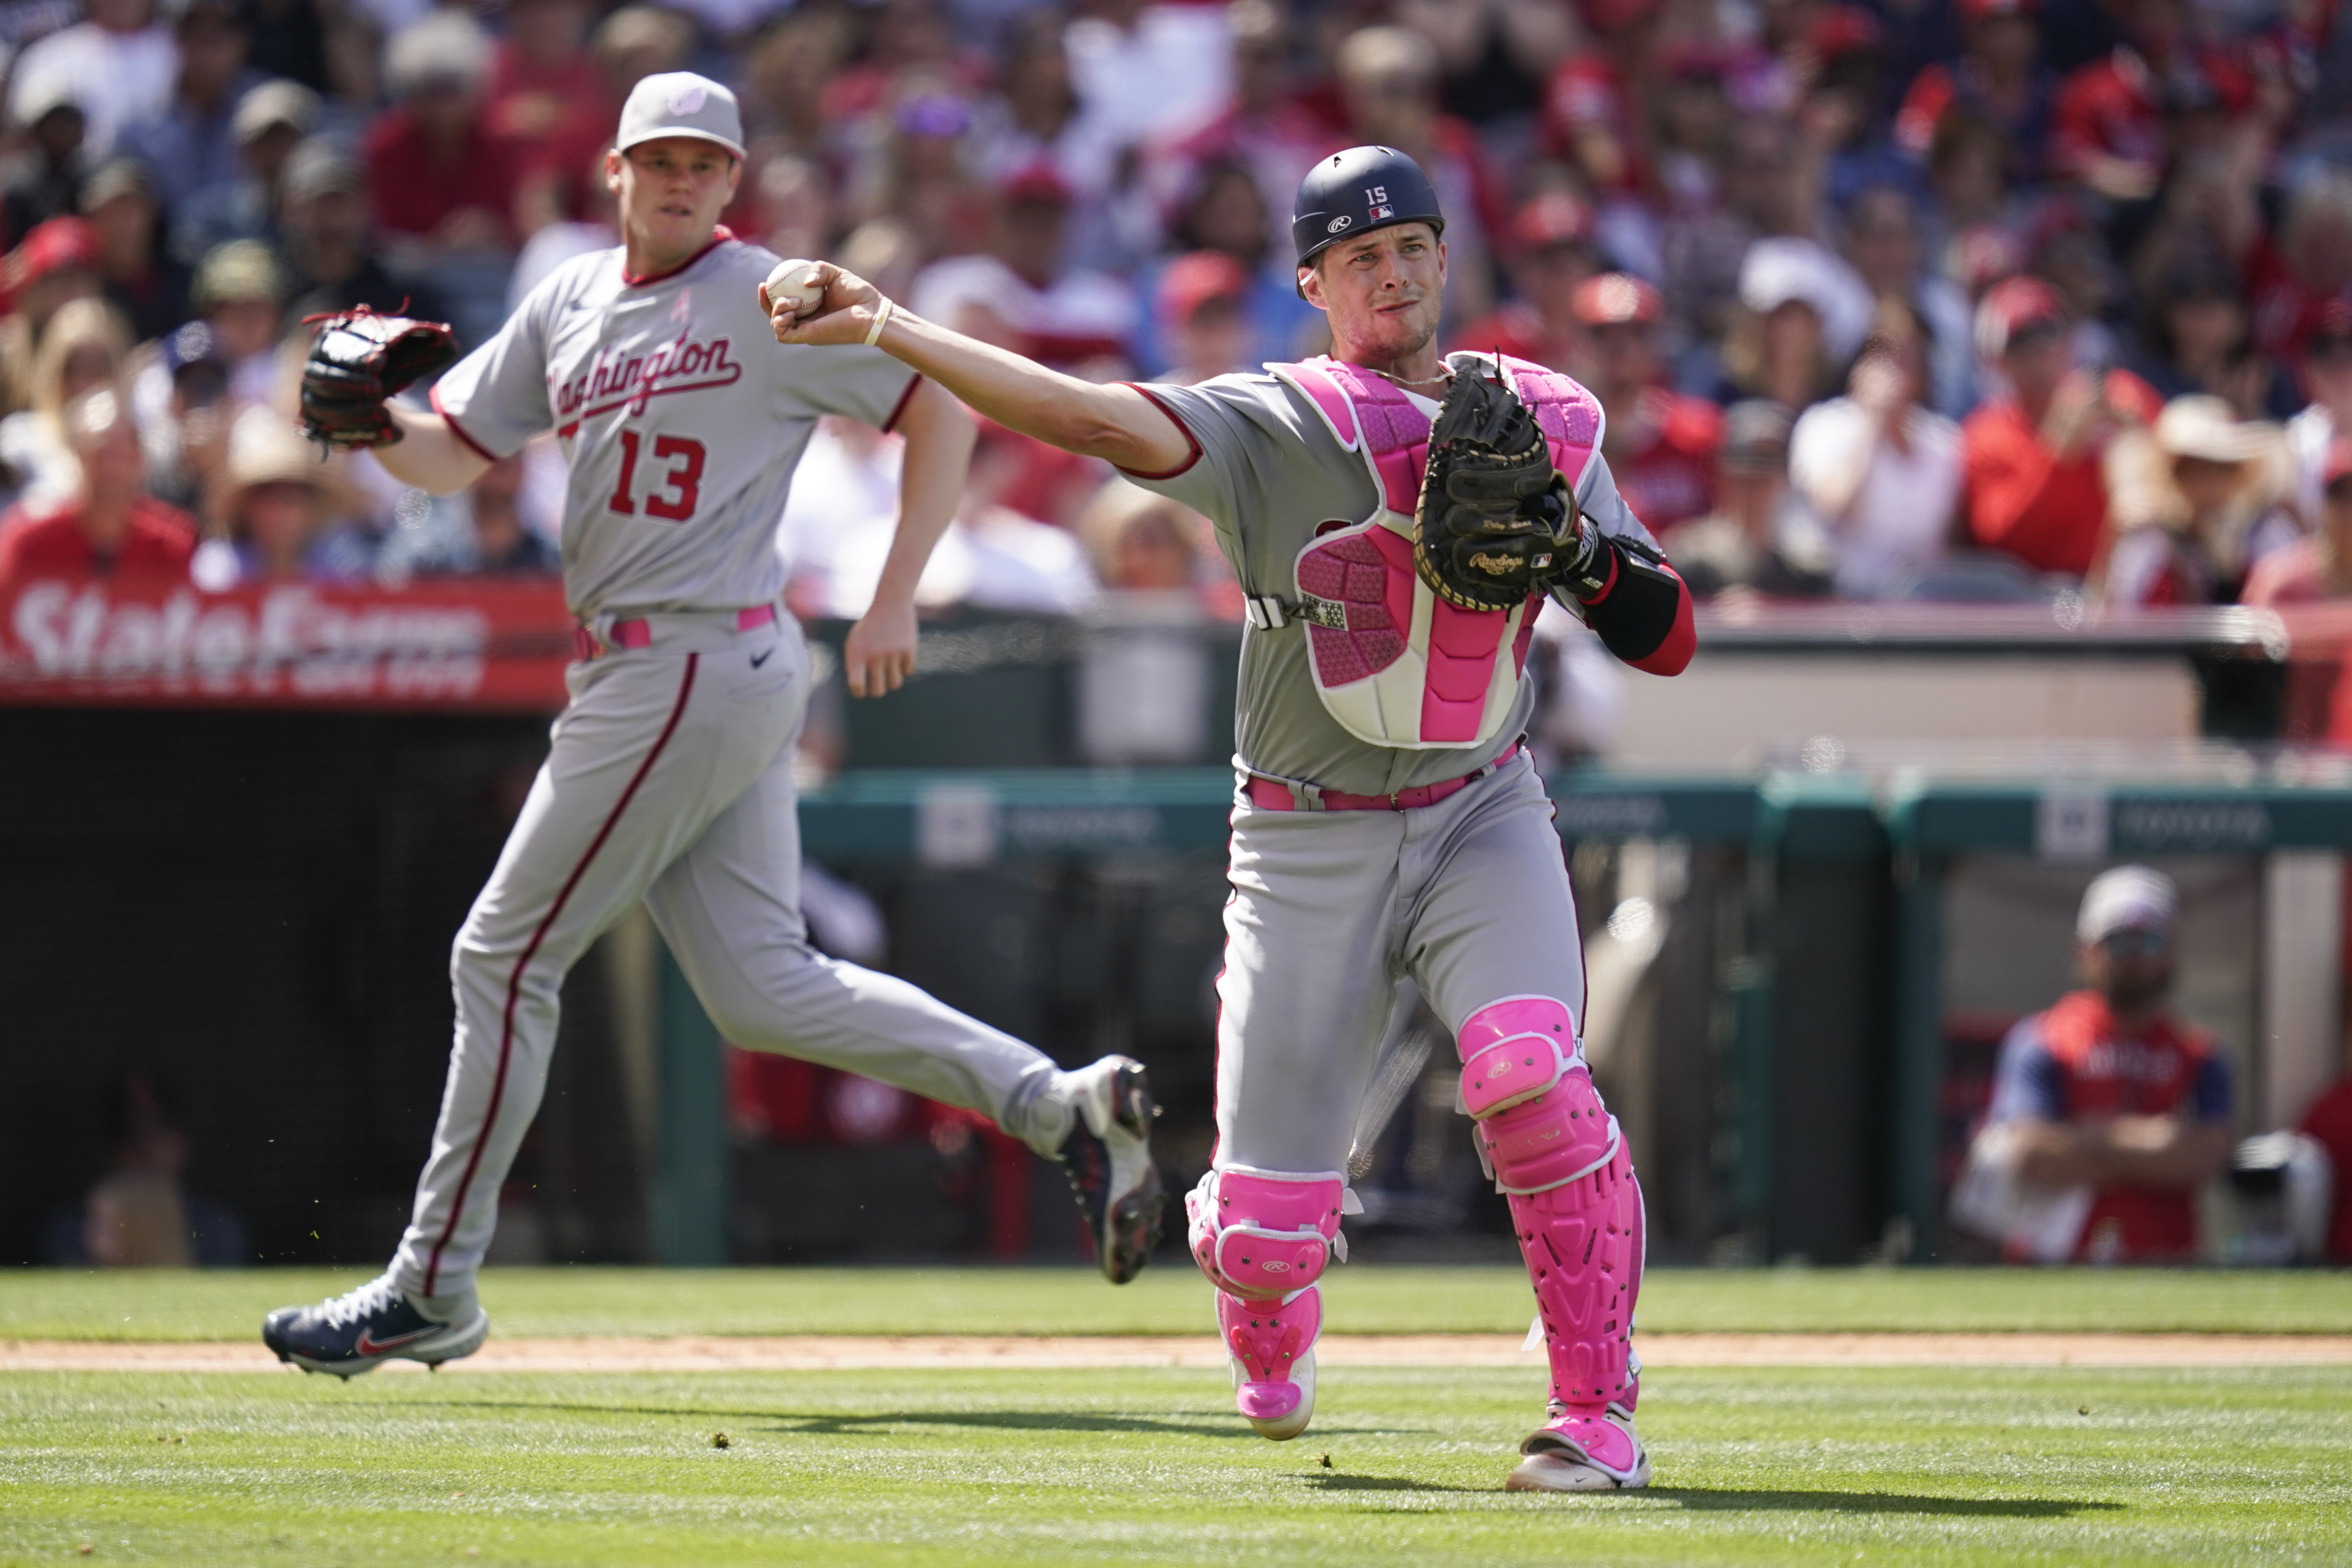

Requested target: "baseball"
[{"left": 761, "top": 259, "right": 826, "bottom": 323}]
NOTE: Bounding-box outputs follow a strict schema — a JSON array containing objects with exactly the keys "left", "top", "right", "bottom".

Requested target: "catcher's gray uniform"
[
  {"left": 388, "top": 235, "right": 1066, "bottom": 1297},
  {"left": 1123, "top": 367, "right": 1658, "bottom": 1170}
]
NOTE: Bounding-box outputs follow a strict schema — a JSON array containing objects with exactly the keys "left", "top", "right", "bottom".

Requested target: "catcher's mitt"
[
  {"left": 297, "top": 308, "right": 460, "bottom": 450},
  {"left": 1412, "top": 364, "right": 1593, "bottom": 611}
]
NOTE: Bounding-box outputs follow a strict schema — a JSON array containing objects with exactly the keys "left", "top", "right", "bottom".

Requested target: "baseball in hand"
[{"left": 760, "top": 259, "right": 826, "bottom": 323}]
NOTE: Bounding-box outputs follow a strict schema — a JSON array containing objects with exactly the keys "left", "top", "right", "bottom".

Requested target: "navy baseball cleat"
[
  {"left": 1054, "top": 1056, "right": 1166, "bottom": 1284},
  {"left": 262, "top": 1275, "right": 489, "bottom": 1379}
]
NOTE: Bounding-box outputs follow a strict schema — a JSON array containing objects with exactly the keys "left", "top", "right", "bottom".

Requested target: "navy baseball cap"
[{"left": 1291, "top": 145, "right": 1445, "bottom": 272}]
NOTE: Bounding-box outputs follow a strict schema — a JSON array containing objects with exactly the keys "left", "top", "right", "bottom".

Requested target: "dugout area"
[{"left": 6, "top": 699, "right": 2351, "bottom": 1272}]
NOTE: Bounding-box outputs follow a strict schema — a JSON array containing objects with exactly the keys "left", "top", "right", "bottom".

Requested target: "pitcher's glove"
[
  {"left": 296, "top": 308, "right": 460, "bottom": 450},
  {"left": 1413, "top": 365, "right": 1599, "bottom": 610}
]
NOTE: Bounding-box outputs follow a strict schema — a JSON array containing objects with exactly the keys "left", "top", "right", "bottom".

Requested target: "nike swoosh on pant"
[{"left": 750, "top": 649, "right": 773, "bottom": 668}]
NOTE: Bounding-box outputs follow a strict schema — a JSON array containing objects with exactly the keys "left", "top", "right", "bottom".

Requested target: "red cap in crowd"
[
  {"left": 0, "top": 216, "right": 102, "bottom": 295},
  {"left": 1809, "top": 6, "right": 1884, "bottom": 58},
  {"left": 1571, "top": 273, "right": 1663, "bottom": 327},
  {"left": 1511, "top": 190, "right": 1595, "bottom": 252},
  {"left": 1975, "top": 274, "right": 2068, "bottom": 358},
  {"left": 1157, "top": 250, "right": 1250, "bottom": 327},
  {"left": 1580, "top": 0, "right": 1662, "bottom": 32},
  {"left": 1958, "top": 0, "right": 2035, "bottom": 24},
  {"left": 999, "top": 162, "right": 1074, "bottom": 208}
]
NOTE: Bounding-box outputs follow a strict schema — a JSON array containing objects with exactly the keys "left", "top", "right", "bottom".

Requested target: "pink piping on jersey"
[
  {"left": 1115, "top": 383, "right": 1204, "bottom": 479},
  {"left": 621, "top": 225, "right": 736, "bottom": 289},
  {"left": 433, "top": 385, "right": 503, "bottom": 465},
  {"left": 881, "top": 374, "right": 924, "bottom": 435},
  {"left": 421, "top": 653, "right": 701, "bottom": 1295}
]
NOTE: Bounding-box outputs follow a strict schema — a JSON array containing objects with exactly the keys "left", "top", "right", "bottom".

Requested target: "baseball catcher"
[
  {"left": 296, "top": 307, "right": 462, "bottom": 450},
  {"left": 771, "top": 143, "right": 1694, "bottom": 1492}
]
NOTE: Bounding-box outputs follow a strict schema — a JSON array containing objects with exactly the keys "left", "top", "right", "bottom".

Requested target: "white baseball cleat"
[
  {"left": 1505, "top": 1403, "right": 1651, "bottom": 1492},
  {"left": 1232, "top": 1344, "right": 1317, "bottom": 1440}
]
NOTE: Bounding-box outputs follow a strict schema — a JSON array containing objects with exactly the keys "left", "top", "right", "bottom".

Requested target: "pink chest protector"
[{"left": 1264, "top": 354, "right": 1603, "bottom": 749}]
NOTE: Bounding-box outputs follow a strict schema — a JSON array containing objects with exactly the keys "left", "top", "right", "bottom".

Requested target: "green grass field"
[
  {"left": 6, "top": 1263, "right": 2352, "bottom": 1340},
  {"left": 6, "top": 1266, "right": 2352, "bottom": 1566}
]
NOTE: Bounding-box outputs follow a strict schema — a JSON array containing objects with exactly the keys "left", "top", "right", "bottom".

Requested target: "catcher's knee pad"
[
  {"left": 1457, "top": 996, "right": 1644, "bottom": 1411},
  {"left": 1185, "top": 1166, "right": 1346, "bottom": 1299}
]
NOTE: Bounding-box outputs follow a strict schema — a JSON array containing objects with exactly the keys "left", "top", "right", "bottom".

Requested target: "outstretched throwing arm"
[{"left": 760, "top": 262, "right": 1192, "bottom": 475}]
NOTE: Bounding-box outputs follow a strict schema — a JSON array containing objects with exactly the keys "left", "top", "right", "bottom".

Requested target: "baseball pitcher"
[
  {"left": 770, "top": 146, "right": 1695, "bottom": 1490},
  {"left": 262, "top": 73, "right": 1166, "bottom": 1377}
]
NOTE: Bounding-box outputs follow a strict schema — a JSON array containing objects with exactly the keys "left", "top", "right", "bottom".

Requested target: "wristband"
[{"left": 864, "top": 297, "right": 894, "bottom": 347}]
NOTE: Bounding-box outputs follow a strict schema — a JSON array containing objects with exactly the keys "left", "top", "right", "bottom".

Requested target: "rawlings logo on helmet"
[
  {"left": 1327, "top": 215, "right": 1352, "bottom": 233},
  {"left": 670, "top": 84, "right": 708, "bottom": 113}
]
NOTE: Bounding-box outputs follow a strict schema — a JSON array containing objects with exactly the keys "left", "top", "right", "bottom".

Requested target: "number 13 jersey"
[{"left": 429, "top": 229, "right": 919, "bottom": 619}]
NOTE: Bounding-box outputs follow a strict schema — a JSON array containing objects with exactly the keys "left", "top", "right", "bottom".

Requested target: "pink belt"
[
  {"left": 1245, "top": 745, "right": 1521, "bottom": 813},
  {"left": 573, "top": 602, "right": 776, "bottom": 660}
]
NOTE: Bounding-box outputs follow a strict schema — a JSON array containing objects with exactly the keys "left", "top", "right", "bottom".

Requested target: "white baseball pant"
[{"left": 389, "top": 610, "right": 1062, "bottom": 1297}]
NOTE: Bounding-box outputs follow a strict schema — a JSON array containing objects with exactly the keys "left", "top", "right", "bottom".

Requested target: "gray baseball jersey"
[
  {"left": 1124, "top": 370, "right": 1655, "bottom": 797},
  {"left": 431, "top": 233, "right": 919, "bottom": 619}
]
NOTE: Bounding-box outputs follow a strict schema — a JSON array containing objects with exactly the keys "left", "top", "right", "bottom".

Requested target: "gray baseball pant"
[
  {"left": 390, "top": 612, "right": 1061, "bottom": 1298},
  {"left": 1212, "top": 751, "right": 1588, "bottom": 1172}
]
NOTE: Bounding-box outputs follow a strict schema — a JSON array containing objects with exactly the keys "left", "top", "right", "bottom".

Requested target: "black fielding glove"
[
  {"left": 297, "top": 307, "right": 461, "bottom": 451},
  {"left": 1414, "top": 366, "right": 1574, "bottom": 611}
]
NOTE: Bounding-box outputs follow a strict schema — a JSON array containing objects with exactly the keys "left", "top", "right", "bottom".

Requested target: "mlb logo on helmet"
[{"left": 1369, "top": 205, "right": 1394, "bottom": 220}]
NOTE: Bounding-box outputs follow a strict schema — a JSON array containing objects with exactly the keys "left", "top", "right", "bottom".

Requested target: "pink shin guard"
[
  {"left": 1458, "top": 997, "right": 1645, "bottom": 1412},
  {"left": 1187, "top": 1166, "right": 1346, "bottom": 1423}
]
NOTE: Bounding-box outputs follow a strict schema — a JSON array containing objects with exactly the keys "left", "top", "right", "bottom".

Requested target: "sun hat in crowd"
[
  {"left": 282, "top": 138, "right": 365, "bottom": 205},
  {"left": 232, "top": 79, "right": 321, "bottom": 146},
  {"left": 615, "top": 71, "right": 745, "bottom": 160},
  {"left": 2154, "top": 395, "right": 2275, "bottom": 466},
  {"left": 2077, "top": 865, "right": 2177, "bottom": 945},
  {"left": 190, "top": 240, "right": 288, "bottom": 311},
  {"left": 1737, "top": 237, "right": 1874, "bottom": 361}
]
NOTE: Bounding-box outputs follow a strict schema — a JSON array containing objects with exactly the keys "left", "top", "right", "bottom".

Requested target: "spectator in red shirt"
[
  {"left": 2246, "top": 439, "right": 2352, "bottom": 608},
  {"left": 487, "top": 0, "right": 613, "bottom": 232},
  {"left": 363, "top": 10, "right": 522, "bottom": 261},
  {"left": 2048, "top": 0, "right": 2247, "bottom": 202},
  {"left": 1894, "top": 0, "right": 2052, "bottom": 185},
  {"left": 1976, "top": 865, "right": 2234, "bottom": 1263},
  {"left": 1573, "top": 272, "right": 1722, "bottom": 533},
  {"left": 1961, "top": 275, "right": 2160, "bottom": 577},
  {"left": 1539, "top": 0, "right": 1659, "bottom": 200},
  {"left": 1446, "top": 190, "right": 1601, "bottom": 374},
  {"left": 0, "top": 388, "right": 194, "bottom": 582},
  {"left": 2246, "top": 169, "right": 2352, "bottom": 361}
]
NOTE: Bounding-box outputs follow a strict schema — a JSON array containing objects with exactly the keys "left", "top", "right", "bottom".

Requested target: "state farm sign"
[{"left": 0, "top": 574, "right": 573, "bottom": 711}]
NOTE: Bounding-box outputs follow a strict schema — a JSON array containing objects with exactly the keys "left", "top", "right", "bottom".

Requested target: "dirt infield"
[{"left": 8, "top": 1332, "right": 2351, "bottom": 1373}]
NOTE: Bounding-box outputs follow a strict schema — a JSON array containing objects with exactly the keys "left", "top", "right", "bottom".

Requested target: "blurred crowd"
[{"left": 10, "top": 0, "right": 2352, "bottom": 609}]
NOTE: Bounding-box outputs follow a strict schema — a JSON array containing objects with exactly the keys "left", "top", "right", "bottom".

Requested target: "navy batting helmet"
[{"left": 1291, "top": 145, "right": 1445, "bottom": 272}]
